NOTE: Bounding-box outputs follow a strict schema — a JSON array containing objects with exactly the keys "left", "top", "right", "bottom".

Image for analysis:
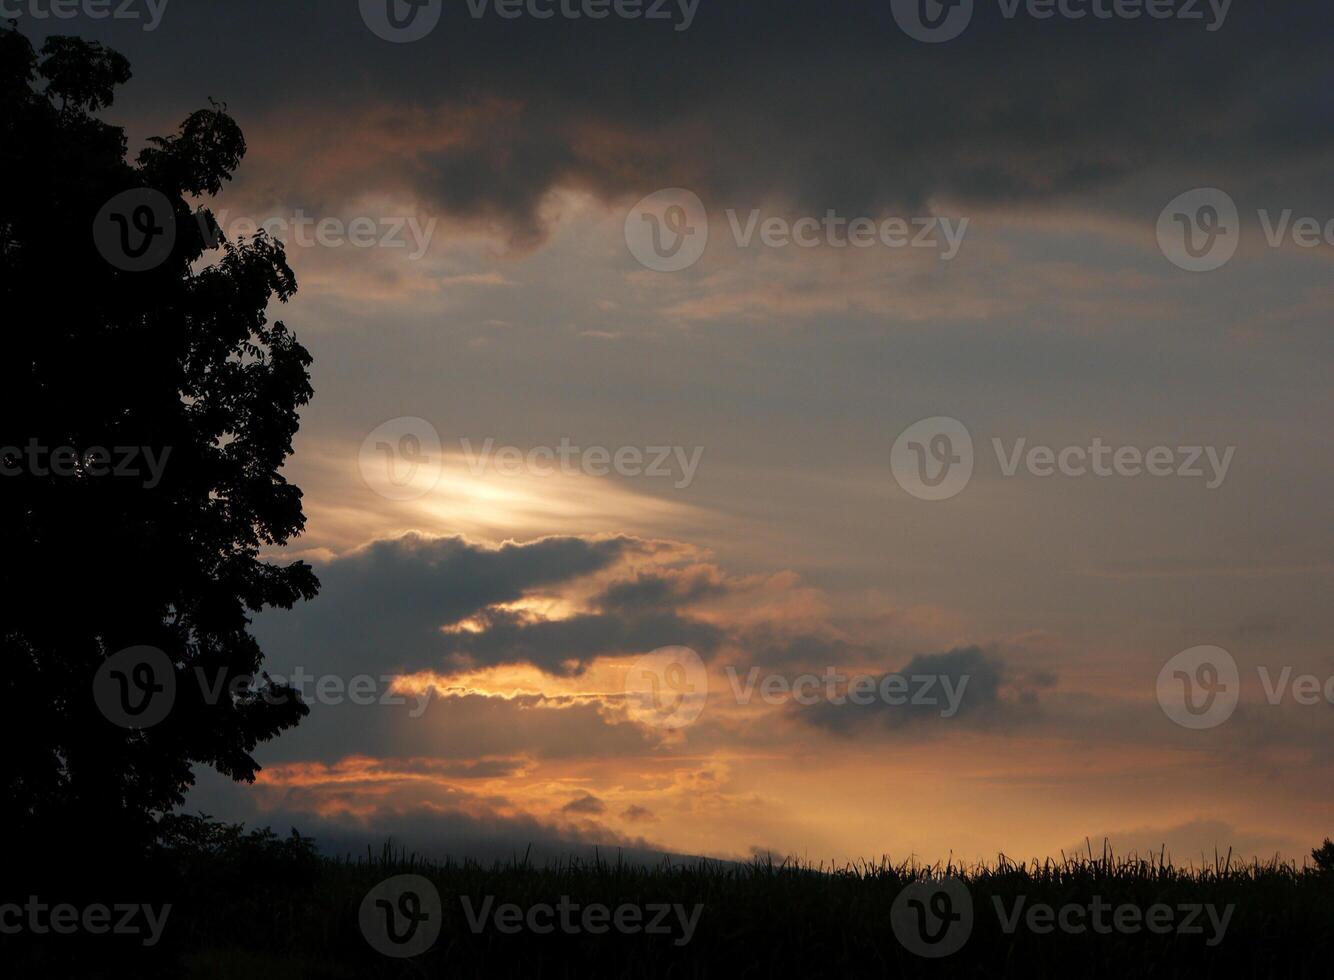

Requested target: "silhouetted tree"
[
  {"left": 0, "top": 27, "right": 318, "bottom": 862},
  {"left": 1313, "top": 839, "right": 1334, "bottom": 873}
]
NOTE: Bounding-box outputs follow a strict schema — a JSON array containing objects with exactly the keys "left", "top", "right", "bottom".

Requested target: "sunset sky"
[{"left": 33, "top": 1, "right": 1334, "bottom": 865}]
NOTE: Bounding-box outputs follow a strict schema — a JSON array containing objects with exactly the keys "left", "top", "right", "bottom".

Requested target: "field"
[{"left": 5, "top": 821, "right": 1333, "bottom": 978}]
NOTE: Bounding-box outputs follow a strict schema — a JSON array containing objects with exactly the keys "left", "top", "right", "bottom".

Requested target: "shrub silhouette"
[
  {"left": 0, "top": 26, "right": 318, "bottom": 865},
  {"left": 1312, "top": 839, "right": 1334, "bottom": 873}
]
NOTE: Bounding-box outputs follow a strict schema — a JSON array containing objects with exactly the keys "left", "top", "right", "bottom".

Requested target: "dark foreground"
[{"left": 5, "top": 821, "right": 1332, "bottom": 978}]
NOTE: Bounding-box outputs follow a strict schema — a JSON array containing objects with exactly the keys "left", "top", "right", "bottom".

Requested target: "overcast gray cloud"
[
  {"left": 18, "top": 2, "right": 1334, "bottom": 245},
  {"left": 795, "top": 645, "right": 1046, "bottom": 735},
  {"left": 253, "top": 532, "right": 644, "bottom": 676}
]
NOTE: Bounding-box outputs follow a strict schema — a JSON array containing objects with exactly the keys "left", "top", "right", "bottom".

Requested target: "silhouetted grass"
[{"left": 5, "top": 829, "right": 1332, "bottom": 978}]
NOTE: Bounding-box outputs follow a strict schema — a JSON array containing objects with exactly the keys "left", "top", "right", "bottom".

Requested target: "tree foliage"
[{"left": 0, "top": 27, "right": 319, "bottom": 857}]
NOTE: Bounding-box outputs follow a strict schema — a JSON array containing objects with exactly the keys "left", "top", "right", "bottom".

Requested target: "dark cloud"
[
  {"left": 19, "top": 3, "right": 1334, "bottom": 245},
  {"left": 562, "top": 792, "right": 607, "bottom": 816},
  {"left": 596, "top": 570, "right": 730, "bottom": 613},
  {"left": 240, "top": 532, "right": 681, "bottom": 768},
  {"left": 795, "top": 645, "right": 1042, "bottom": 736},
  {"left": 326, "top": 532, "right": 633, "bottom": 628},
  {"left": 252, "top": 532, "right": 642, "bottom": 677},
  {"left": 437, "top": 607, "right": 726, "bottom": 675}
]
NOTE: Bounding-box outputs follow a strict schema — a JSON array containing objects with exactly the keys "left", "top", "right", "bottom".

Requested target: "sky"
[{"left": 27, "top": 0, "right": 1334, "bottom": 865}]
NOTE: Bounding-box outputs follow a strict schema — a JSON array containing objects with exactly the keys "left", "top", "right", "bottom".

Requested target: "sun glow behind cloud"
[{"left": 281, "top": 440, "right": 713, "bottom": 560}]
